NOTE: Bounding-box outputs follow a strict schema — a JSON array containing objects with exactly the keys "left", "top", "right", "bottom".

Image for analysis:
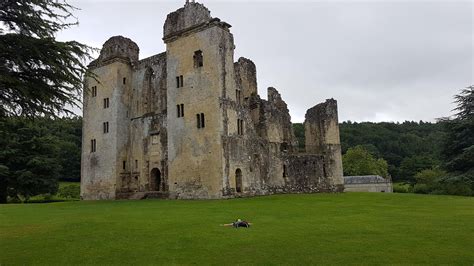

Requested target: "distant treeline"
[
  {"left": 293, "top": 121, "right": 444, "bottom": 181},
  {"left": 0, "top": 116, "right": 470, "bottom": 201}
]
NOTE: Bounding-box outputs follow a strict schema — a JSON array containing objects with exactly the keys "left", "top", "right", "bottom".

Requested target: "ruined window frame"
[
  {"left": 123, "top": 77, "right": 126, "bottom": 84},
  {"left": 193, "top": 50, "right": 203, "bottom": 68}
]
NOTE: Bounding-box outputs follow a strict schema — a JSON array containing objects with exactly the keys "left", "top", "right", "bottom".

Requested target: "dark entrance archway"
[
  {"left": 235, "top": 168, "right": 242, "bottom": 193},
  {"left": 150, "top": 168, "right": 161, "bottom": 191}
]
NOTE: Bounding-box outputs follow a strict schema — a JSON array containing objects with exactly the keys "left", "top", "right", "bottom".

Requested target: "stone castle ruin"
[{"left": 81, "top": 2, "right": 344, "bottom": 200}]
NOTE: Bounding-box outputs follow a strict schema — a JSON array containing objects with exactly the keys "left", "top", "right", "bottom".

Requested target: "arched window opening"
[
  {"left": 235, "top": 168, "right": 243, "bottom": 193},
  {"left": 150, "top": 168, "right": 161, "bottom": 191}
]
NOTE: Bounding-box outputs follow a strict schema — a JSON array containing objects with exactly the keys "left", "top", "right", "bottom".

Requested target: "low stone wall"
[{"left": 344, "top": 182, "right": 393, "bottom": 193}]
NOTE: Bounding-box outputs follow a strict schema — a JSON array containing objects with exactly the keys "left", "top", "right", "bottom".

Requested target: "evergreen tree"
[
  {"left": 441, "top": 86, "right": 474, "bottom": 194},
  {"left": 0, "top": 0, "right": 93, "bottom": 117}
]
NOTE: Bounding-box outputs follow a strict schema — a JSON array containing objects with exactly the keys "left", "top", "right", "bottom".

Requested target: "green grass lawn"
[{"left": 1, "top": 193, "right": 473, "bottom": 265}]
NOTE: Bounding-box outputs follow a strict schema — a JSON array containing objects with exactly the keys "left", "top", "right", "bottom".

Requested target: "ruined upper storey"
[
  {"left": 163, "top": 2, "right": 231, "bottom": 43},
  {"left": 88, "top": 36, "right": 139, "bottom": 68}
]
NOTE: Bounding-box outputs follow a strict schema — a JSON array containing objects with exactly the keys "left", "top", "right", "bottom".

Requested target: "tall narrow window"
[
  {"left": 236, "top": 90, "right": 241, "bottom": 105},
  {"left": 177, "top": 104, "right": 184, "bottom": 117},
  {"left": 237, "top": 119, "right": 244, "bottom": 135},
  {"left": 135, "top": 160, "right": 138, "bottom": 170},
  {"left": 123, "top": 77, "right": 126, "bottom": 84},
  {"left": 283, "top": 165, "right": 288, "bottom": 177},
  {"left": 200, "top": 113, "right": 205, "bottom": 128},
  {"left": 176, "top": 75, "right": 184, "bottom": 88},
  {"left": 90, "top": 139, "right": 96, "bottom": 153},
  {"left": 103, "top": 122, "right": 109, "bottom": 133},
  {"left": 91, "top": 86, "right": 97, "bottom": 97},
  {"left": 103, "top": 98, "right": 109, "bottom": 109},
  {"left": 123, "top": 161, "right": 126, "bottom": 170},
  {"left": 194, "top": 50, "right": 203, "bottom": 68}
]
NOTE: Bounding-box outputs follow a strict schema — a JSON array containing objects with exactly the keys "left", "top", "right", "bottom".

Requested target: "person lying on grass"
[{"left": 221, "top": 219, "right": 252, "bottom": 228}]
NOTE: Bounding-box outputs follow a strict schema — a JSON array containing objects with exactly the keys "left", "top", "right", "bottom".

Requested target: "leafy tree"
[
  {"left": 342, "top": 145, "right": 389, "bottom": 177},
  {"left": 414, "top": 168, "right": 447, "bottom": 186},
  {"left": 0, "top": 0, "right": 93, "bottom": 117},
  {"left": 399, "top": 155, "right": 439, "bottom": 182}
]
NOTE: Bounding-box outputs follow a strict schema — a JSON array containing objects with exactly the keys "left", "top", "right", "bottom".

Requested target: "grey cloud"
[{"left": 62, "top": 0, "right": 473, "bottom": 122}]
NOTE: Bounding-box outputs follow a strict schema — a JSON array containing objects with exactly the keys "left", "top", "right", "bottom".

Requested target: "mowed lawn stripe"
[{"left": 0, "top": 193, "right": 473, "bottom": 265}]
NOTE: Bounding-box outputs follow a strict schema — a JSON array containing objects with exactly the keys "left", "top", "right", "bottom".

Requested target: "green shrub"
[
  {"left": 58, "top": 183, "right": 80, "bottom": 199},
  {"left": 393, "top": 183, "right": 410, "bottom": 193},
  {"left": 413, "top": 184, "right": 430, "bottom": 194}
]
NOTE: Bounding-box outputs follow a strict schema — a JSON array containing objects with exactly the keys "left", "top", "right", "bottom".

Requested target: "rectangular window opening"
[
  {"left": 180, "top": 75, "right": 183, "bottom": 87},
  {"left": 90, "top": 139, "right": 96, "bottom": 153},
  {"left": 91, "top": 86, "right": 97, "bottom": 97},
  {"left": 103, "top": 98, "right": 110, "bottom": 109},
  {"left": 123, "top": 161, "right": 126, "bottom": 170},
  {"left": 180, "top": 104, "right": 184, "bottom": 117},
  {"left": 123, "top": 77, "right": 126, "bottom": 84},
  {"left": 194, "top": 50, "right": 203, "bottom": 68}
]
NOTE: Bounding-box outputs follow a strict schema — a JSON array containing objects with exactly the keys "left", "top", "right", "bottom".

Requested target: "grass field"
[{"left": 1, "top": 193, "right": 473, "bottom": 265}]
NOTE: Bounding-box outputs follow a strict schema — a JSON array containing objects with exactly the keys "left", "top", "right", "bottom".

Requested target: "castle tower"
[
  {"left": 81, "top": 36, "right": 138, "bottom": 200},
  {"left": 304, "top": 99, "right": 344, "bottom": 190},
  {"left": 163, "top": 2, "right": 237, "bottom": 198}
]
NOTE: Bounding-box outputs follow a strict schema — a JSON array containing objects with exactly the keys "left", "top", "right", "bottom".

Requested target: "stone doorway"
[
  {"left": 235, "top": 168, "right": 242, "bottom": 193},
  {"left": 150, "top": 168, "right": 161, "bottom": 191}
]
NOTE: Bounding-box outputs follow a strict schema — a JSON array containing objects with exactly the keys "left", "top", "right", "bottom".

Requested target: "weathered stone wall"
[
  {"left": 163, "top": 2, "right": 211, "bottom": 40},
  {"left": 234, "top": 57, "right": 257, "bottom": 100},
  {"left": 81, "top": 56, "right": 135, "bottom": 199},
  {"left": 304, "top": 99, "right": 344, "bottom": 190},
  {"left": 81, "top": 2, "right": 344, "bottom": 200},
  {"left": 344, "top": 183, "right": 393, "bottom": 193},
  {"left": 165, "top": 5, "right": 235, "bottom": 199}
]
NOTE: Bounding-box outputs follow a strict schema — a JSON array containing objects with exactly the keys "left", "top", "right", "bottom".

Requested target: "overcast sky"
[{"left": 59, "top": 0, "right": 473, "bottom": 122}]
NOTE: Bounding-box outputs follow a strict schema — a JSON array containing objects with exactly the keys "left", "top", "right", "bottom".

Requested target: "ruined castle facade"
[{"left": 81, "top": 2, "right": 344, "bottom": 200}]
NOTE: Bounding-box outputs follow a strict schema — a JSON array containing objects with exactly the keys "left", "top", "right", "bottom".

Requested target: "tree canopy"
[
  {"left": 0, "top": 117, "right": 82, "bottom": 202},
  {"left": 342, "top": 145, "right": 389, "bottom": 177},
  {"left": 0, "top": 0, "right": 92, "bottom": 117}
]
